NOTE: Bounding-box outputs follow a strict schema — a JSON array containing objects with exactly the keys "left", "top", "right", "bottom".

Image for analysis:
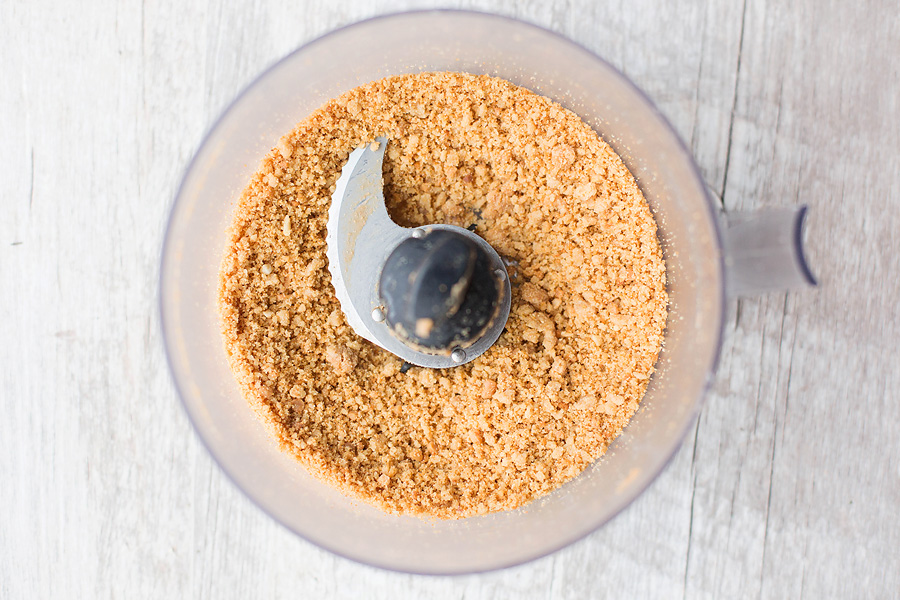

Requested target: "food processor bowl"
[{"left": 161, "top": 10, "right": 727, "bottom": 574}]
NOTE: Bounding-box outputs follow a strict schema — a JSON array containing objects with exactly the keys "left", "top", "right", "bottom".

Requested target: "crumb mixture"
[{"left": 218, "top": 72, "right": 667, "bottom": 518}]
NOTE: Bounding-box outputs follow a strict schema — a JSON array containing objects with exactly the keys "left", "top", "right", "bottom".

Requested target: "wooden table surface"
[{"left": 3, "top": 0, "right": 898, "bottom": 597}]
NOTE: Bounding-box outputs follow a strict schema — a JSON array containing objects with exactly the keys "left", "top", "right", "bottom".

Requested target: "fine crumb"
[
  {"left": 218, "top": 72, "right": 668, "bottom": 519},
  {"left": 415, "top": 318, "right": 434, "bottom": 338}
]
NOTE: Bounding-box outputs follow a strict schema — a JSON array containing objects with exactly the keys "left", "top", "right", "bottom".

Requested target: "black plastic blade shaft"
[{"left": 378, "top": 229, "right": 501, "bottom": 352}]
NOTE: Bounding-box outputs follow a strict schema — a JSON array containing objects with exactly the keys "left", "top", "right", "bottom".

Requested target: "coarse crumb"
[{"left": 218, "top": 72, "right": 667, "bottom": 519}]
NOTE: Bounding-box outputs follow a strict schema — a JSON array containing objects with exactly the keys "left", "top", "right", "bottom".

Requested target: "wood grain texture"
[{"left": 1, "top": 0, "right": 898, "bottom": 598}]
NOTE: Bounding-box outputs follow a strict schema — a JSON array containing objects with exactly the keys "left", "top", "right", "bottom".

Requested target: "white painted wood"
[{"left": 2, "top": 0, "right": 898, "bottom": 598}]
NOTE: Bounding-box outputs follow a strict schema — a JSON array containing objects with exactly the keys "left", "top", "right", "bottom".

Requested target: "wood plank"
[
  {"left": 688, "top": 0, "right": 900, "bottom": 597},
  {"left": 1, "top": 0, "right": 898, "bottom": 598}
]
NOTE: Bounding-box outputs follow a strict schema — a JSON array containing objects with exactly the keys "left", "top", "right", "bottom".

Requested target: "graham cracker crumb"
[{"left": 218, "top": 72, "right": 667, "bottom": 519}]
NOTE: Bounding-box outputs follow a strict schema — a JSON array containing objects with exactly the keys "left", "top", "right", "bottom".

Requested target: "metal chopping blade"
[{"left": 325, "top": 137, "right": 511, "bottom": 368}]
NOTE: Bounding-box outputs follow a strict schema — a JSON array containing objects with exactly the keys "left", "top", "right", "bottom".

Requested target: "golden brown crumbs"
[{"left": 218, "top": 72, "right": 667, "bottom": 519}]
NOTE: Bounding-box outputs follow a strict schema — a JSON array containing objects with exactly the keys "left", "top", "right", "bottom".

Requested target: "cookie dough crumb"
[
  {"left": 218, "top": 72, "right": 667, "bottom": 519},
  {"left": 521, "top": 282, "right": 550, "bottom": 307},
  {"left": 324, "top": 344, "right": 358, "bottom": 375}
]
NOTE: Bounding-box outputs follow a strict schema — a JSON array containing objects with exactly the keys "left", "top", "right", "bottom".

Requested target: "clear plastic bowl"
[{"left": 160, "top": 10, "right": 724, "bottom": 574}]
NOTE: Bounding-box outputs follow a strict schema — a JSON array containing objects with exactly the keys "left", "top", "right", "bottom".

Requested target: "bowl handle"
[{"left": 722, "top": 205, "right": 817, "bottom": 296}]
